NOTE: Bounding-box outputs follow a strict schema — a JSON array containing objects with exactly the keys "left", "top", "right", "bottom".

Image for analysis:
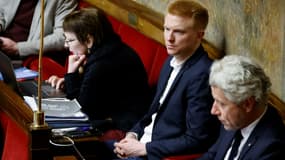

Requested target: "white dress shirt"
[{"left": 140, "top": 57, "right": 184, "bottom": 143}]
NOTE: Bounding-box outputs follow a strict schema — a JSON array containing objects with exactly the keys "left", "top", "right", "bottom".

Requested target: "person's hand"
[
  {"left": 67, "top": 54, "right": 86, "bottom": 73},
  {"left": 114, "top": 137, "right": 147, "bottom": 158},
  {"left": 46, "top": 75, "right": 65, "bottom": 90},
  {"left": 125, "top": 132, "right": 138, "bottom": 139},
  {"left": 0, "top": 37, "right": 19, "bottom": 56}
]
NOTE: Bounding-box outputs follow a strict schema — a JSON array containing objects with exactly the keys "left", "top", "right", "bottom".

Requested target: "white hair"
[{"left": 209, "top": 55, "right": 271, "bottom": 105}]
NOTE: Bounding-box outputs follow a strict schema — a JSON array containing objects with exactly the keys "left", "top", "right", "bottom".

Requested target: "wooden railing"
[{"left": 0, "top": 81, "right": 33, "bottom": 131}]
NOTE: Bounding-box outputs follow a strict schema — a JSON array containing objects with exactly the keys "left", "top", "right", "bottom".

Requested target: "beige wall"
[{"left": 134, "top": 0, "right": 285, "bottom": 101}]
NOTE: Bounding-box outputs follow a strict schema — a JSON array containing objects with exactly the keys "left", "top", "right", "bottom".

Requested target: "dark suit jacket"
[
  {"left": 130, "top": 45, "right": 220, "bottom": 160},
  {"left": 64, "top": 33, "right": 151, "bottom": 131},
  {"left": 198, "top": 106, "right": 285, "bottom": 160}
]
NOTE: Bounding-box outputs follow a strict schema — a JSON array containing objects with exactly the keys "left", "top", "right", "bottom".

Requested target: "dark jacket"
[
  {"left": 198, "top": 106, "right": 285, "bottom": 160},
  {"left": 130, "top": 45, "right": 220, "bottom": 160},
  {"left": 64, "top": 33, "right": 151, "bottom": 132}
]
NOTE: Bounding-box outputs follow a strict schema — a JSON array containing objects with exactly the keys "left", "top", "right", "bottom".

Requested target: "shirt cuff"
[{"left": 126, "top": 132, "right": 138, "bottom": 140}]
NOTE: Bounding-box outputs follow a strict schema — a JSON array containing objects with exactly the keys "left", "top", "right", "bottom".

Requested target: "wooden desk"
[
  {"left": 0, "top": 81, "right": 33, "bottom": 129},
  {"left": 50, "top": 134, "right": 102, "bottom": 160},
  {"left": 0, "top": 81, "right": 101, "bottom": 159}
]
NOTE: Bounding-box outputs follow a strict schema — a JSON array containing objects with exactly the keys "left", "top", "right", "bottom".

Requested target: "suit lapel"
[
  {"left": 215, "top": 131, "right": 236, "bottom": 160},
  {"left": 148, "top": 59, "right": 173, "bottom": 115},
  {"left": 156, "top": 64, "right": 173, "bottom": 104},
  {"left": 161, "top": 64, "right": 186, "bottom": 101},
  {"left": 238, "top": 107, "right": 272, "bottom": 159},
  {"left": 238, "top": 136, "right": 257, "bottom": 159},
  {"left": 155, "top": 46, "right": 205, "bottom": 113},
  {"left": 156, "top": 60, "right": 187, "bottom": 113}
]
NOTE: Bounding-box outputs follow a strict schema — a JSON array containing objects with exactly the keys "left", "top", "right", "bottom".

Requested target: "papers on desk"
[
  {"left": 14, "top": 67, "right": 38, "bottom": 80},
  {"left": 24, "top": 96, "right": 90, "bottom": 128},
  {"left": 0, "top": 67, "right": 38, "bottom": 81}
]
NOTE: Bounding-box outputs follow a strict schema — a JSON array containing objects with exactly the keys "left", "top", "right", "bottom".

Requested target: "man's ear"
[
  {"left": 197, "top": 30, "right": 205, "bottom": 39},
  {"left": 86, "top": 34, "right": 94, "bottom": 48},
  {"left": 243, "top": 96, "right": 256, "bottom": 113}
]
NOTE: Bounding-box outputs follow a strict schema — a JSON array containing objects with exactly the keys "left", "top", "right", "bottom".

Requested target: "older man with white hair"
[{"left": 198, "top": 55, "right": 285, "bottom": 160}]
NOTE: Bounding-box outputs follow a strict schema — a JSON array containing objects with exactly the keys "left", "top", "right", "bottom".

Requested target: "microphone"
[{"left": 30, "top": 0, "right": 48, "bottom": 129}]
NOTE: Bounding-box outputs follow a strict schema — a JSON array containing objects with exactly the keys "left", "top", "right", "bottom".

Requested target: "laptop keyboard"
[{"left": 19, "top": 81, "right": 66, "bottom": 98}]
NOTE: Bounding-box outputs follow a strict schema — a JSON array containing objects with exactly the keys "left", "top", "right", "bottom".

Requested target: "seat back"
[
  {"left": 106, "top": 15, "right": 168, "bottom": 88},
  {"left": 0, "top": 111, "right": 30, "bottom": 160}
]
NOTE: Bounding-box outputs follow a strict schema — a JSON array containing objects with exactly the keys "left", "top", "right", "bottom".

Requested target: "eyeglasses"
[{"left": 64, "top": 39, "right": 76, "bottom": 45}]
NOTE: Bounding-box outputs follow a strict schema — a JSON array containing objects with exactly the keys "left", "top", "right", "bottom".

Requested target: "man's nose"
[{"left": 211, "top": 102, "right": 219, "bottom": 115}]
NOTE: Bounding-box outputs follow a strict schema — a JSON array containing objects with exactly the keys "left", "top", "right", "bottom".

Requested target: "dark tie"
[{"left": 228, "top": 130, "right": 243, "bottom": 160}]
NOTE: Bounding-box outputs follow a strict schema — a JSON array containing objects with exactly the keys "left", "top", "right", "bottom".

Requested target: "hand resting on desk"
[{"left": 46, "top": 75, "right": 65, "bottom": 90}]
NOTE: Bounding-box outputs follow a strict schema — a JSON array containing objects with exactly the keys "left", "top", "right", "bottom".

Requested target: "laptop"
[{"left": 0, "top": 51, "right": 66, "bottom": 98}]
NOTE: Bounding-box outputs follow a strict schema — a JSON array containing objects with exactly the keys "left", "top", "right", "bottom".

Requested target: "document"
[
  {"left": 24, "top": 96, "right": 88, "bottom": 119},
  {"left": 24, "top": 96, "right": 91, "bottom": 129},
  {"left": 42, "top": 98, "right": 81, "bottom": 117}
]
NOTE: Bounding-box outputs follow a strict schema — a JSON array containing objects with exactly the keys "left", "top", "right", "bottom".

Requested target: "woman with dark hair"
[{"left": 46, "top": 8, "right": 151, "bottom": 139}]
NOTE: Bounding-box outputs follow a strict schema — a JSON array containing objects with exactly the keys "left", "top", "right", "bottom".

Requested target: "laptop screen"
[
  {"left": 0, "top": 51, "right": 22, "bottom": 97},
  {"left": 0, "top": 51, "right": 66, "bottom": 98}
]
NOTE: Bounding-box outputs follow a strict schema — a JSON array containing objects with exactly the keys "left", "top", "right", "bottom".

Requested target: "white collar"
[
  {"left": 241, "top": 106, "right": 268, "bottom": 138},
  {"left": 170, "top": 57, "right": 186, "bottom": 69}
]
